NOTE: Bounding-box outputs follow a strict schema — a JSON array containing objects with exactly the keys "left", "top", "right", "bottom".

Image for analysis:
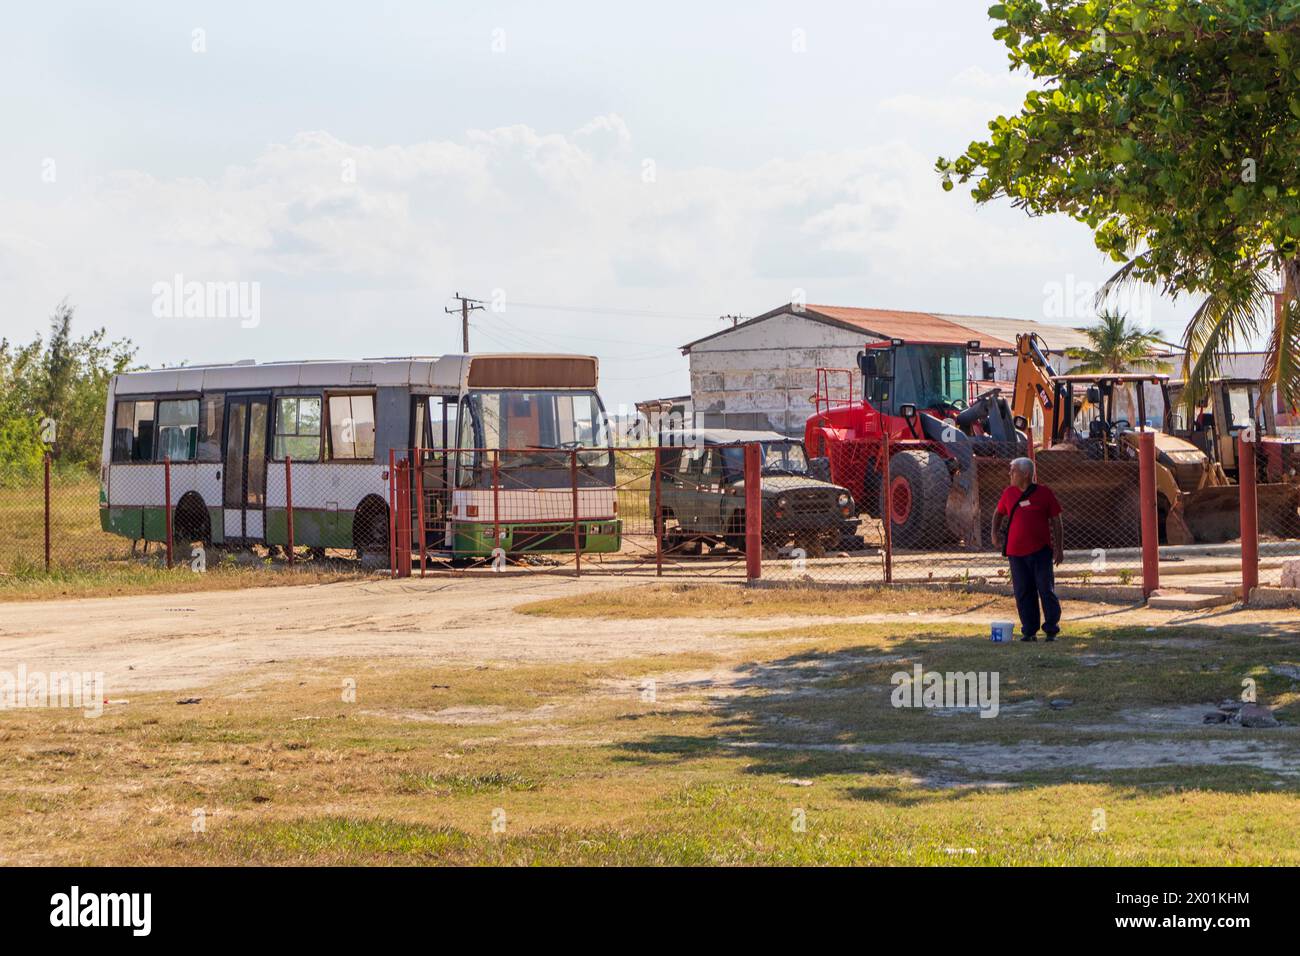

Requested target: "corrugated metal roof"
[
  {"left": 805, "top": 305, "right": 1015, "bottom": 349},
  {"left": 680, "top": 302, "right": 1099, "bottom": 353},
  {"left": 932, "top": 313, "right": 1092, "bottom": 353}
]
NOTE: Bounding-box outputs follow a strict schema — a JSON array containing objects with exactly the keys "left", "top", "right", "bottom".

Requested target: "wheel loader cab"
[{"left": 858, "top": 339, "right": 971, "bottom": 421}]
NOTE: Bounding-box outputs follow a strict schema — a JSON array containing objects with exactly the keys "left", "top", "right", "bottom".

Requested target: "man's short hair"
[{"left": 1011, "top": 457, "right": 1036, "bottom": 480}]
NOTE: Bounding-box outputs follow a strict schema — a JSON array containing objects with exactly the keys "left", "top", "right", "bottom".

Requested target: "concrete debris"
[
  {"left": 1239, "top": 703, "right": 1281, "bottom": 728},
  {"left": 1203, "top": 701, "right": 1280, "bottom": 727}
]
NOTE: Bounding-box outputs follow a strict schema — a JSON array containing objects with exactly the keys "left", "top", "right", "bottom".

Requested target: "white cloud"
[{"left": 0, "top": 115, "right": 1108, "bottom": 404}]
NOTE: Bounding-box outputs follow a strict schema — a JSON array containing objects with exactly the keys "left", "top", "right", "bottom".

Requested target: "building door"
[{"left": 223, "top": 395, "right": 270, "bottom": 543}]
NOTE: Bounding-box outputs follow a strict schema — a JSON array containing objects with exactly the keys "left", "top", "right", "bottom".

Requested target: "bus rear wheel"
[
  {"left": 352, "top": 496, "right": 390, "bottom": 563},
  {"left": 173, "top": 493, "right": 211, "bottom": 546}
]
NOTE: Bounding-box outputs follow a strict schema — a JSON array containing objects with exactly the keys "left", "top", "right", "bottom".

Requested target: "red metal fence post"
[
  {"left": 744, "top": 442, "right": 762, "bottom": 580},
  {"left": 285, "top": 455, "right": 294, "bottom": 566},
  {"left": 164, "top": 456, "right": 174, "bottom": 570},
  {"left": 397, "top": 461, "right": 412, "bottom": 578},
  {"left": 1138, "top": 430, "right": 1160, "bottom": 597},
  {"left": 654, "top": 446, "right": 663, "bottom": 577},
  {"left": 492, "top": 449, "right": 501, "bottom": 562},
  {"left": 882, "top": 432, "right": 893, "bottom": 584},
  {"left": 388, "top": 448, "right": 397, "bottom": 578},
  {"left": 1239, "top": 431, "right": 1259, "bottom": 603},
  {"left": 571, "top": 449, "right": 582, "bottom": 577},
  {"left": 43, "top": 452, "right": 51, "bottom": 572},
  {"left": 415, "top": 447, "right": 426, "bottom": 577}
]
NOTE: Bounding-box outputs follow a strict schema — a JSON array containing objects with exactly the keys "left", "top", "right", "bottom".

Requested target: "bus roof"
[{"left": 110, "top": 353, "right": 598, "bottom": 396}]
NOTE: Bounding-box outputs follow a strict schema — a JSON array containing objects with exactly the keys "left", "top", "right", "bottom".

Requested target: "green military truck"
[{"left": 653, "top": 429, "right": 861, "bottom": 556}]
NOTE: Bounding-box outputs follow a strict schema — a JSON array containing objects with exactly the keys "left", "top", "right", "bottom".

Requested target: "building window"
[
  {"left": 328, "top": 393, "right": 376, "bottom": 460},
  {"left": 156, "top": 399, "right": 200, "bottom": 461},
  {"left": 274, "top": 396, "right": 322, "bottom": 460},
  {"left": 111, "top": 400, "right": 155, "bottom": 462}
]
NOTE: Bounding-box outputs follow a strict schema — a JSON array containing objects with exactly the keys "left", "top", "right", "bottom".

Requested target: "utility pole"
[{"left": 446, "top": 293, "right": 485, "bottom": 352}]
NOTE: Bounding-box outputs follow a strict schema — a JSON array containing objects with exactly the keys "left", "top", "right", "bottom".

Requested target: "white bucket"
[{"left": 990, "top": 621, "right": 1014, "bottom": 643}]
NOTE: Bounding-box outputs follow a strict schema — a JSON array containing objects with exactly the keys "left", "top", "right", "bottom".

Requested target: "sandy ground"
[{"left": 0, "top": 571, "right": 1297, "bottom": 697}]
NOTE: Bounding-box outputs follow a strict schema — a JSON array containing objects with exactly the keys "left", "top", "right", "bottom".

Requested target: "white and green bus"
[{"left": 99, "top": 353, "right": 621, "bottom": 559}]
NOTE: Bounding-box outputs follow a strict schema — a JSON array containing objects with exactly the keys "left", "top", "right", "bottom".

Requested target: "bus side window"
[
  {"left": 327, "top": 393, "right": 376, "bottom": 460},
  {"left": 112, "top": 400, "right": 155, "bottom": 462},
  {"left": 156, "top": 398, "right": 200, "bottom": 461},
  {"left": 197, "top": 394, "right": 224, "bottom": 461},
  {"left": 274, "top": 396, "right": 323, "bottom": 461},
  {"left": 426, "top": 396, "right": 458, "bottom": 452}
]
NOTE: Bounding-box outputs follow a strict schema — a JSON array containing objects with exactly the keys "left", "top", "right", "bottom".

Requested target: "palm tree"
[
  {"left": 1066, "top": 312, "right": 1168, "bottom": 374},
  {"left": 1101, "top": 255, "right": 1299, "bottom": 413}
]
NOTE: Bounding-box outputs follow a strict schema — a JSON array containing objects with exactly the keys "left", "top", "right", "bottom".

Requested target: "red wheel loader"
[{"left": 803, "top": 337, "right": 1027, "bottom": 550}]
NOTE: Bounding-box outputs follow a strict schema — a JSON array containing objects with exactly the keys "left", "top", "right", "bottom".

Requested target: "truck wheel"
[{"left": 881, "top": 450, "right": 948, "bottom": 549}]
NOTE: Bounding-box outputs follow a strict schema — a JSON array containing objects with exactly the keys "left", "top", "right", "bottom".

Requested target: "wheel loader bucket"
[
  {"left": 970, "top": 450, "right": 1143, "bottom": 551},
  {"left": 1177, "top": 482, "right": 1300, "bottom": 543}
]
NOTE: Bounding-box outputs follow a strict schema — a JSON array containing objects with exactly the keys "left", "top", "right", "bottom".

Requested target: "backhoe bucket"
[
  {"left": 970, "top": 450, "right": 1143, "bottom": 551},
  {"left": 1178, "top": 482, "right": 1300, "bottom": 543}
]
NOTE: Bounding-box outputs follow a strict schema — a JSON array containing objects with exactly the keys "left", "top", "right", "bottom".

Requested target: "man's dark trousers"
[{"left": 1008, "top": 545, "right": 1061, "bottom": 638}]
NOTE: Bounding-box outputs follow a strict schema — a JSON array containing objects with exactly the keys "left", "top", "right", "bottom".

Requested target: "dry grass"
[
  {"left": 0, "top": 473, "right": 133, "bottom": 572},
  {"left": 0, "top": 560, "right": 372, "bottom": 603},
  {"left": 4, "top": 614, "right": 1299, "bottom": 865},
  {"left": 514, "top": 582, "right": 1002, "bottom": 619}
]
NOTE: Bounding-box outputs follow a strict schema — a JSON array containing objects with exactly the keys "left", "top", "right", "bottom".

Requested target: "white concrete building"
[{"left": 680, "top": 303, "right": 1097, "bottom": 436}]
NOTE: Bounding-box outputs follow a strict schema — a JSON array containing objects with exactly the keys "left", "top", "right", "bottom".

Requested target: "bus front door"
[{"left": 223, "top": 395, "right": 270, "bottom": 543}]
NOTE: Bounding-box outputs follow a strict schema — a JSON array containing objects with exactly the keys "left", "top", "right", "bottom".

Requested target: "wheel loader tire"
[{"left": 881, "top": 450, "right": 949, "bottom": 549}]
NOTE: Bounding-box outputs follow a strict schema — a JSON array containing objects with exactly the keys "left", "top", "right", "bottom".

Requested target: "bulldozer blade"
[
  {"left": 971, "top": 451, "right": 1143, "bottom": 551},
  {"left": 1180, "top": 482, "right": 1300, "bottom": 543}
]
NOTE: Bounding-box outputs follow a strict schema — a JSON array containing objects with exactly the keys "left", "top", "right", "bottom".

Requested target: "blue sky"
[{"left": 1, "top": 1, "right": 1188, "bottom": 408}]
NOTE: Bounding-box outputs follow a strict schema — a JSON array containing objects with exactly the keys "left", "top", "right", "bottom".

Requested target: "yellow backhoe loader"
[{"left": 1005, "top": 334, "right": 1300, "bottom": 544}]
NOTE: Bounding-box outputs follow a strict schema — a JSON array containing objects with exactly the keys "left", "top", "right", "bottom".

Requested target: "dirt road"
[{"left": 0, "top": 573, "right": 1295, "bottom": 695}]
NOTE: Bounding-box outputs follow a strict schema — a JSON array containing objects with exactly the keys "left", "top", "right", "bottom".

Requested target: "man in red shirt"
[{"left": 992, "top": 457, "right": 1064, "bottom": 642}]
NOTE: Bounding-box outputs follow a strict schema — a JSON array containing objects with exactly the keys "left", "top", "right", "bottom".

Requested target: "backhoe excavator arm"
[{"left": 1011, "top": 333, "right": 1058, "bottom": 430}]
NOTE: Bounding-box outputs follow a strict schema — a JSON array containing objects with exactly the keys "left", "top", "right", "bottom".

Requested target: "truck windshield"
[{"left": 761, "top": 441, "right": 809, "bottom": 474}]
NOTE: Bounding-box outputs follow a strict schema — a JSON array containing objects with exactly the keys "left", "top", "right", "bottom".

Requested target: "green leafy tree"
[
  {"left": 941, "top": 0, "right": 1300, "bottom": 410},
  {"left": 0, "top": 300, "right": 137, "bottom": 476},
  {"left": 1068, "top": 311, "right": 1169, "bottom": 373}
]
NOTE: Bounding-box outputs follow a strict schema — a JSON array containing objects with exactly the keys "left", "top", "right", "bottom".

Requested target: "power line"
[{"left": 507, "top": 300, "right": 719, "bottom": 321}]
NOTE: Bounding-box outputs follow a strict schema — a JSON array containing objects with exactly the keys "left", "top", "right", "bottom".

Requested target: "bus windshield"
[
  {"left": 461, "top": 389, "right": 608, "bottom": 449},
  {"left": 458, "top": 390, "right": 612, "bottom": 477}
]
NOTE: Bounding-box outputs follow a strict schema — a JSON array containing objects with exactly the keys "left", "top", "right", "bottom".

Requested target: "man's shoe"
[
  {"left": 1044, "top": 634, "right": 1057, "bottom": 643},
  {"left": 1019, "top": 635, "right": 1038, "bottom": 642}
]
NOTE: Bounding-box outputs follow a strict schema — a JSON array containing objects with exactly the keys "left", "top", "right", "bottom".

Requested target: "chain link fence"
[{"left": 5, "top": 437, "right": 1299, "bottom": 600}]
